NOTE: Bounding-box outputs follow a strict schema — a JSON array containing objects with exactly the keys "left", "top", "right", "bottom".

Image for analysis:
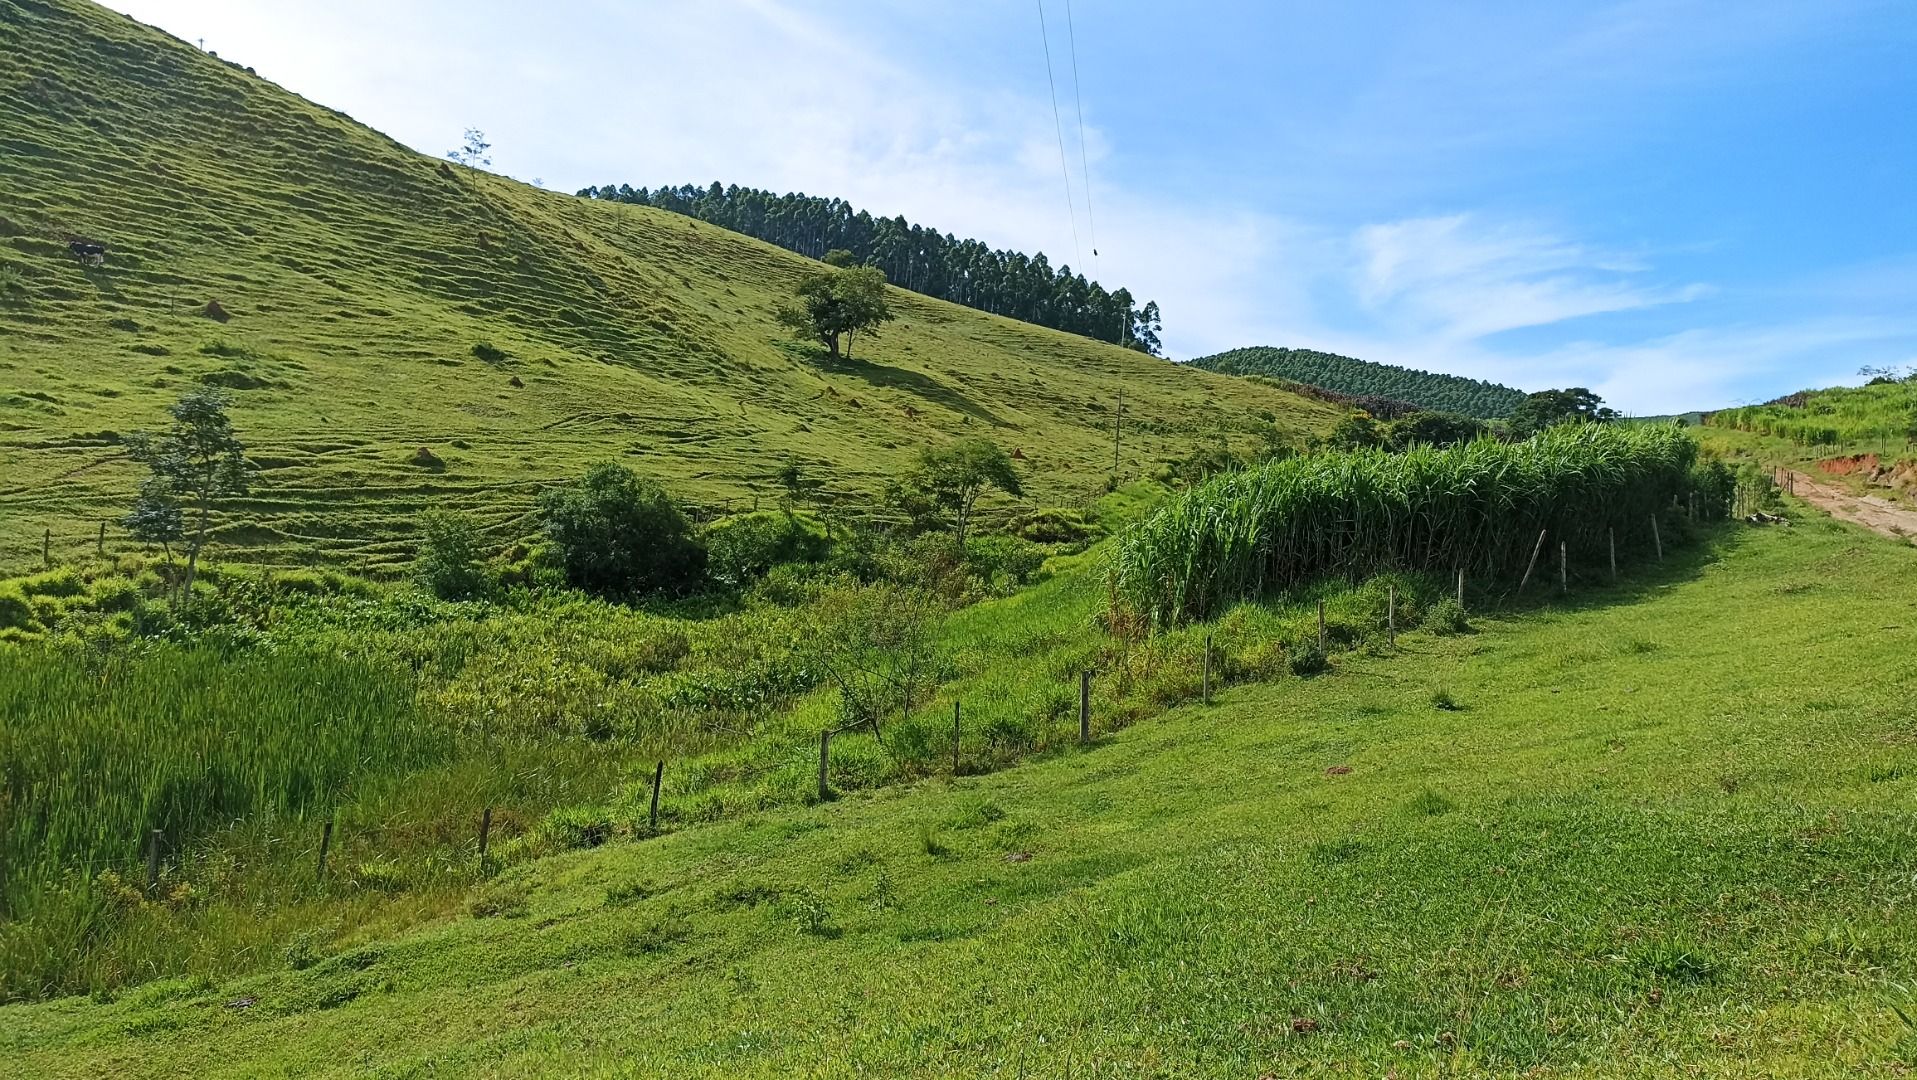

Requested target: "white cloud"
[
  {"left": 105, "top": 0, "right": 1917, "bottom": 414},
  {"left": 1350, "top": 215, "right": 1704, "bottom": 342}
]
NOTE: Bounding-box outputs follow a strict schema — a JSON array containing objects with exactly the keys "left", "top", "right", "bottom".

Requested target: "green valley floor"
[{"left": 4, "top": 510, "right": 1916, "bottom": 1077}]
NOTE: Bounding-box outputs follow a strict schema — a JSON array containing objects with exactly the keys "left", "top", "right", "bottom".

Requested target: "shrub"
[
  {"left": 412, "top": 510, "right": 492, "bottom": 601},
  {"left": 1689, "top": 458, "right": 1736, "bottom": 519},
  {"left": 704, "top": 511, "right": 829, "bottom": 588},
  {"left": 471, "top": 341, "right": 508, "bottom": 364},
  {"left": 1422, "top": 598, "right": 1470, "bottom": 635},
  {"left": 537, "top": 463, "right": 706, "bottom": 599},
  {"left": 0, "top": 586, "right": 34, "bottom": 632},
  {"left": 1288, "top": 641, "right": 1329, "bottom": 676},
  {"left": 964, "top": 534, "right": 1047, "bottom": 588}
]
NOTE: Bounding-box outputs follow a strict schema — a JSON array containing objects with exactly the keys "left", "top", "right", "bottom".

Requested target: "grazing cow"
[{"left": 67, "top": 240, "right": 106, "bottom": 267}]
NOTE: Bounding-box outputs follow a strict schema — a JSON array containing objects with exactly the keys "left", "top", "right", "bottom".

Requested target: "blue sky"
[{"left": 111, "top": 0, "right": 1917, "bottom": 412}]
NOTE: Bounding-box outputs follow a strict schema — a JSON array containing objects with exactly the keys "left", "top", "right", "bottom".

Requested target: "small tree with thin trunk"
[
  {"left": 802, "top": 580, "right": 942, "bottom": 743},
  {"left": 903, "top": 438, "right": 1024, "bottom": 550},
  {"left": 446, "top": 127, "right": 491, "bottom": 167},
  {"left": 123, "top": 387, "right": 249, "bottom": 604}
]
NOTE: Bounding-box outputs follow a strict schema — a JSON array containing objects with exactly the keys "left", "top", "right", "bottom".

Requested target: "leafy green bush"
[
  {"left": 471, "top": 341, "right": 508, "bottom": 364},
  {"left": 1422, "top": 597, "right": 1470, "bottom": 635},
  {"left": 1688, "top": 458, "right": 1736, "bottom": 519},
  {"left": 1288, "top": 641, "right": 1329, "bottom": 676},
  {"left": 704, "top": 511, "right": 829, "bottom": 589},
  {"left": 0, "top": 586, "right": 31, "bottom": 632},
  {"left": 963, "top": 534, "right": 1047, "bottom": 589},
  {"left": 537, "top": 463, "right": 706, "bottom": 599},
  {"left": 412, "top": 510, "right": 492, "bottom": 600}
]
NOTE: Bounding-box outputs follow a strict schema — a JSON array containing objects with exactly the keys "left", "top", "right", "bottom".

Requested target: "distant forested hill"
[
  {"left": 1191, "top": 347, "right": 1526, "bottom": 419},
  {"left": 580, "top": 182, "right": 1162, "bottom": 353}
]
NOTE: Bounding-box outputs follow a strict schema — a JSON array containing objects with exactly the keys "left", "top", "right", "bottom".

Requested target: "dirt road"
[{"left": 1781, "top": 468, "right": 1917, "bottom": 542}]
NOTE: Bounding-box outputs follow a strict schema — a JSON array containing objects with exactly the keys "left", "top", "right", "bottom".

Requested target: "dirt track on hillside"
[{"left": 1781, "top": 468, "right": 1917, "bottom": 542}]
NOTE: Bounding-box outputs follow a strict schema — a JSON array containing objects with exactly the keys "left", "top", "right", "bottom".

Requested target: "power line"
[
  {"left": 1063, "top": 0, "right": 1097, "bottom": 272},
  {"left": 1035, "top": 0, "right": 1082, "bottom": 269}
]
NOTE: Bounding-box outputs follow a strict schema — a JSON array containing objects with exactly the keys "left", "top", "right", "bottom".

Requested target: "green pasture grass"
[
  {"left": 0, "top": 0, "right": 1337, "bottom": 575},
  {"left": 0, "top": 475, "right": 1710, "bottom": 1003},
  {"left": 4, "top": 507, "right": 1914, "bottom": 1076}
]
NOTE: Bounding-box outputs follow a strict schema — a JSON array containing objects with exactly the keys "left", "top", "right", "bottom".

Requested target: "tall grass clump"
[
  {"left": 0, "top": 646, "right": 443, "bottom": 921},
  {"left": 1113, "top": 424, "right": 1706, "bottom": 626}
]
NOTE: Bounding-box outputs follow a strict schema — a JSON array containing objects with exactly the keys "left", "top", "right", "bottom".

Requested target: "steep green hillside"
[
  {"left": 0, "top": 0, "right": 1336, "bottom": 574},
  {"left": 1193, "top": 346, "right": 1526, "bottom": 419},
  {"left": 1706, "top": 381, "right": 1917, "bottom": 452},
  {"left": 6, "top": 515, "right": 1915, "bottom": 1077}
]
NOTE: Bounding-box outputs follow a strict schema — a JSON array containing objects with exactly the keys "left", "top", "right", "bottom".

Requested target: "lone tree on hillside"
[
  {"left": 777, "top": 262, "right": 894, "bottom": 361},
  {"left": 123, "top": 386, "right": 250, "bottom": 603},
  {"left": 900, "top": 438, "right": 1024, "bottom": 550},
  {"left": 1508, "top": 388, "right": 1618, "bottom": 439},
  {"left": 536, "top": 462, "right": 705, "bottom": 598},
  {"left": 447, "top": 128, "right": 492, "bottom": 168}
]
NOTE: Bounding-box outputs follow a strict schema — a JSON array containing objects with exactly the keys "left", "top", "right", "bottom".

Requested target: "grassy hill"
[
  {"left": 1192, "top": 346, "right": 1527, "bottom": 419},
  {"left": 1699, "top": 379, "right": 1917, "bottom": 504},
  {"left": 6, "top": 513, "right": 1916, "bottom": 1076},
  {"left": 0, "top": 0, "right": 1336, "bottom": 574}
]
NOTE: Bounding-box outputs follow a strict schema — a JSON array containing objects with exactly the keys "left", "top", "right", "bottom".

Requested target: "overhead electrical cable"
[
  {"left": 1035, "top": 0, "right": 1083, "bottom": 270},
  {"left": 1063, "top": 0, "right": 1097, "bottom": 268}
]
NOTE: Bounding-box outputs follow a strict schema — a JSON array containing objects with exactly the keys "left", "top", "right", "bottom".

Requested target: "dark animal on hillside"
[{"left": 67, "top": 240, "right": 106, "bottom": 267}]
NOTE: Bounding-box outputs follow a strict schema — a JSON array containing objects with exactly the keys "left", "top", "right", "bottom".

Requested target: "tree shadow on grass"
[{"left": 785, "top": 337, "right": 1016, "bottom": 430}]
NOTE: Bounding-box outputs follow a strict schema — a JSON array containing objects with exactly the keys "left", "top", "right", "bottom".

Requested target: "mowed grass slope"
[
  {"left": 5, "top": 514, "right": 1914, "bottom": 1077},
  {"left": 0, "top": 0, "right": 1335, "bottom": 573}
]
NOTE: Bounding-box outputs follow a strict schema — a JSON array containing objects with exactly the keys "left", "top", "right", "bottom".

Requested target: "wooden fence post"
[
  {"left": 1518, "top": 529, "right": 1548, "bottom": 593},
  {"left": 1608, "top": 528, "right": 1617, "bottom": 584},
  {"left": 1078, "top": 670, "right": 1091, "bottom": 744},
  {"left": 1651, "top": 515, "right": 1663, "bottom": 562},
  {"left": 146, "top": 828, "right": 162, "bottom": 896},
  {"left": 1559, "top": 541, "right": 1568, "bottom": 594},
  {"left": 1457, "top": 569, "right": 1465, "bottom": 611},
  {"left": 1202, "top": 633, "right": 1212, "bottom": 704},
  {"left": 43, "top": 528, "right": 51, "bottom": 568},
  {"left": 1387, "top": 585, "right": 1396, "bottom": 647},
  {"left": 478, "top": 806, "right": 493, "bottom": 867},
  {"left": 952, "top": 700, "right": 962, "bottom": 775},
  {"left": 818, "top": 730, "right": 831, "bottom": 802},
  {"left": 316, "top": 819, "right": 334, "bottom": 883},
  {"left": 649, "top": 760, "right": 664, "bottom": 834},
  {"left": 97, "top": 521, "right": 106, "bottom": 557},
  {"left": 1317, "top": 600, "right": 1327, "bottom": 650}
]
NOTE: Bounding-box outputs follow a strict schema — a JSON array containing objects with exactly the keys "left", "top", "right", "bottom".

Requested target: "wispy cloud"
[
  {"left": 107, "top": 0, "right": 1917, "bottom": 413},
  {"left": 1350, "top": 215, "right": 1705, "bottom": 342}
]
